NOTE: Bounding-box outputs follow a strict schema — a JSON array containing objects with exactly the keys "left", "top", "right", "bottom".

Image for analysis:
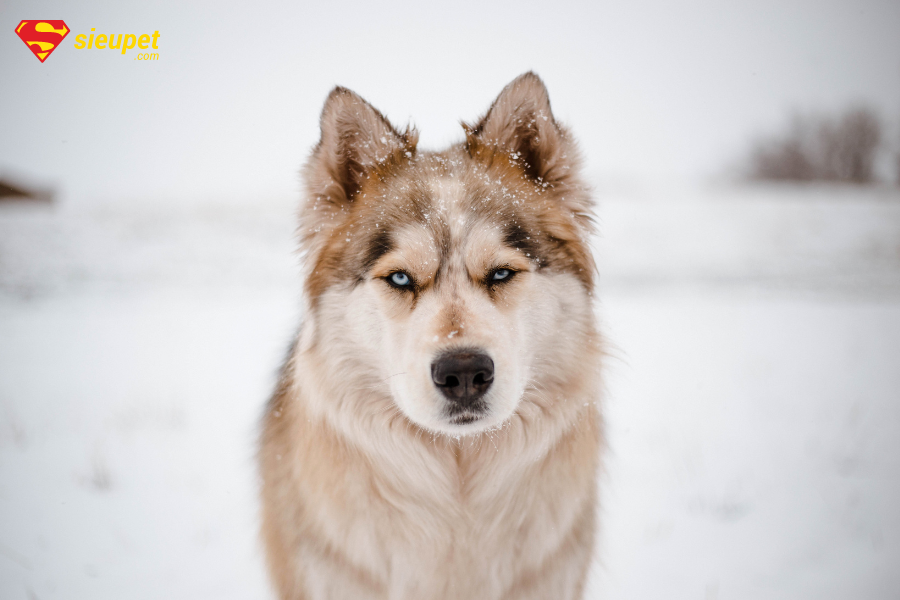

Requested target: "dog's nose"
[{"left": 431, "top": 351, "right": 494, "bottom": 406}]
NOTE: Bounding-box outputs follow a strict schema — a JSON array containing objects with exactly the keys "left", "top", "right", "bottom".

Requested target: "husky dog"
[{"left": 259, "top": 72, "right": 602, "bottom": 600}]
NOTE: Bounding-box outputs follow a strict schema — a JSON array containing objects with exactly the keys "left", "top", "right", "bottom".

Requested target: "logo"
[{"left": 15, "top": 20, "right": 69, "bottom": 63}]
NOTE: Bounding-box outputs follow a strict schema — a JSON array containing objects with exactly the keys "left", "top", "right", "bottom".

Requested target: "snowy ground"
[{"left": 1, "top": 185, "right": 899, "bottom": 599}]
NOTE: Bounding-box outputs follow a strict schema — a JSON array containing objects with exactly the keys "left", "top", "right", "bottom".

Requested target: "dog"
[{"left": 259, "top": 72, "right": 603, "bottom": 600}]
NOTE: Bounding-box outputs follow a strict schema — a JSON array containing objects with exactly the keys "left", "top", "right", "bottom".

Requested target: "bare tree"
[
  {"left": 748, "top": 107, "right": 882, "bottom": 184},
  {"left": 896, "top": 122, "right": 900, "bottom": 186},
  {"left": 750, "top": 115, "right": 817, "bottom": 181},
  {"left": 818, "top": 108, "right": 881, "bottom": 182}
]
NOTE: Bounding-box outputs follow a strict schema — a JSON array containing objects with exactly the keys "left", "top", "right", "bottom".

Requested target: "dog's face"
[{"left": 300, "top": 74, "right": 595, "bottom": 436}]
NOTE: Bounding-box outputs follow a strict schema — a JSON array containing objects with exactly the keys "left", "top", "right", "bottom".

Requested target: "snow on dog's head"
[{"left": 297, "top": 73, "right": 596, "bottom": 436}]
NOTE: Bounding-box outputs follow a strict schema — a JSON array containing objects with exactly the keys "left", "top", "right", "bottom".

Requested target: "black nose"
[{"left": 431, "top": 351, "right": 494, "bottom": 407}]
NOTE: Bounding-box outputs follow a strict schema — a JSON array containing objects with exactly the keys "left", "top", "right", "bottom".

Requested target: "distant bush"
[{"left": 748, "top": 107, "right": 882, "bottom": 184}]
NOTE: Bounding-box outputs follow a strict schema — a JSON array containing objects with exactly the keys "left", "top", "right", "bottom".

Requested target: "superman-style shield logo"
[{"left": 15, "top": 20, "right": 70, "bottom": 63}]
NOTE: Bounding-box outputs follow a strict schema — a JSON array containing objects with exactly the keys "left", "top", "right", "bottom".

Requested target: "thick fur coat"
[{"left": 259, "top": 73, "right": 603, "bottom": 600}]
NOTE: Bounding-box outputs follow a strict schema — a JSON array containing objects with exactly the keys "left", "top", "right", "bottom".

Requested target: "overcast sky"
[{"left": 2, "top": 0, "right": 899, "bottom": 205}]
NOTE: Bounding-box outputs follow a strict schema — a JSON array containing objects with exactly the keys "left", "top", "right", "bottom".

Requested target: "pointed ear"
[
  {"left": 307, "top": 86, "right": 418, "bottom": 204},
  {"left": 464, "top": 72, "right": 575, "bottom": 184}
]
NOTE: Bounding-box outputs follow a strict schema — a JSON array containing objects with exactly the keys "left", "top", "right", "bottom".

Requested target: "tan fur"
[{"left": 259, "top": 73, "right": 603, "bottom": 600}]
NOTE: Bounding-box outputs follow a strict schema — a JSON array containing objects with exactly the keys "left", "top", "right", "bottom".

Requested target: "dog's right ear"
[{"left": 307, "top": 87, "right": 418, "bottom": 205}]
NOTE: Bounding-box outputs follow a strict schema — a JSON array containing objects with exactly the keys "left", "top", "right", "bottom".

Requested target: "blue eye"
[
  {"left": 389, "top": 272, "right": 411, "bottom": 287},
  {"left": 492, "top": 268, "right": 512, "bottom": 281}
]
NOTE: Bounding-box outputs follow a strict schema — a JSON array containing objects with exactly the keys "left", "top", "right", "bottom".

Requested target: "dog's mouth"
[
  {"left": 449, "top": 413, "right": 481, "bottom": 426},
  {"left": 446, "top": 401, "right": 488, "bottom": 426}
]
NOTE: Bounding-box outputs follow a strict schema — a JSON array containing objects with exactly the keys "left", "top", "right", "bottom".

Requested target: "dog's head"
[{"left": 298, "top": 73, "right": 595, "bottom": 436}]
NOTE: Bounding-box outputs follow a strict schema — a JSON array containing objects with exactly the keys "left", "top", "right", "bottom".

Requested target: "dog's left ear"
[{"left": 464, "top": 72, "right": 575, "bottom": 184}]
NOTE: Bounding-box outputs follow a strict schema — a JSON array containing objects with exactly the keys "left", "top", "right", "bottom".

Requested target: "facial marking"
[
  {"left": 362, "top": 229, "right": 394, "bottom": 272},
  {"left": 503, "top": 222, "right": 541, "bottom": 263}
]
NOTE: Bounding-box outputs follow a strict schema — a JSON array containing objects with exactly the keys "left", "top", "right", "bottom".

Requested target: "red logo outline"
[{"left": 15, "top": 20, "right": 70, "bottom": 63}]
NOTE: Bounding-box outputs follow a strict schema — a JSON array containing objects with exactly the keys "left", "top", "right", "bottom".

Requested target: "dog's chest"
[{"left": 332, "top": 452, "right": 575, "bottom": 600}]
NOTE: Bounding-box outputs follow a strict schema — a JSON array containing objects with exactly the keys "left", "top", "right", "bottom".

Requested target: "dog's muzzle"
[{"left": 431, "top": 350, "right": 494, "bottom": 411}]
